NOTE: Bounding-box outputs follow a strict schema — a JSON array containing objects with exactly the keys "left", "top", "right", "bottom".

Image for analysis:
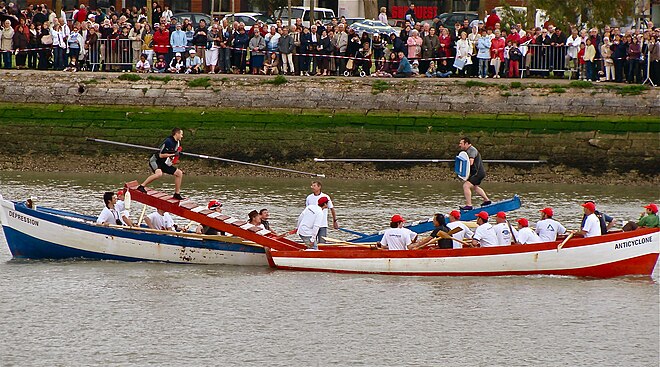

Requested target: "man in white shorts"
[
  {"left": 305, "top": 181, "right": 338, "bottom": 244},
  {"left": 515, "top": 218, "right": 542, "bottom": 244},
  {"left": 535, "top": 207, "right": 566, "bottom": 242},
  {"left": 380, "top": 214, "right": 418, "bottom": 250},
  {"left": 446, "top": 210, "right": 474, "bottom": 249},
  {"left": 471, "top": 211, "right": 498, "bottom": 247},
  {"left": 492, "top": 211, "right": 517, "bottom": 246}
]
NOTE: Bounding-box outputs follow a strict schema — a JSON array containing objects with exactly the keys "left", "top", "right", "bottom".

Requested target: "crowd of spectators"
[{"left": 0, "top": 2, "right": 659, "bottom": 84}]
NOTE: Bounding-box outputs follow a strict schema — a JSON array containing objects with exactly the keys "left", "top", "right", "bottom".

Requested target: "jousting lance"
[
  {"left": 87, "top": 138, "right": 326, "bottom": 177},
  {"left": 313, "top": 158, "right": 547, "bottom": 164}
]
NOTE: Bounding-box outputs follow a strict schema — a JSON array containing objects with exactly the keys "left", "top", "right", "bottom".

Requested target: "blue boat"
[
  {"left": 0, "top": 194, "right": 267, "bottom": 265},
  {"left": 350, "top": 195, "right": 522, "bottom": 243}
]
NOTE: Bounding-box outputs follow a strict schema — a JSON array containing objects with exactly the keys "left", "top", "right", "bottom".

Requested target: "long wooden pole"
[{"left": 315, "top": 158, "right": 547, "bottom": 164}]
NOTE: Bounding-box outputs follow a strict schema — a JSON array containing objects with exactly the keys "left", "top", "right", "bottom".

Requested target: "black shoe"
[
  {"left": 173, "top": 193, "right": 184, "bottom": 200},
  {"left": 459, "top": 205, "right": 473, "bottom": 211},
  {"left": 481, "top": 201, "right": 492, "bottom": 206},
  {"left": 137, "top": 185, "right": 147, "bottom": 193}
]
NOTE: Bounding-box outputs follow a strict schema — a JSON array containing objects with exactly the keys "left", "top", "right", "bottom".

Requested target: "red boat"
[{"left": 266, "top": 228, "right": 660, "bottom": 278}]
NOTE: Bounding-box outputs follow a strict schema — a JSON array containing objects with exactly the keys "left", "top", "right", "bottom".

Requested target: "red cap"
[
  {"left": 208, "top": 200, "right": 222, "bottom": 210},
  {"left": 476, "top": 211, "right": 489, "bottom": 221},
  {"left": 517, "top": 218, "right": 529, "bottom": 227},
  {"left": 581, "top": 202, "right": 596, "bottom": 212},
  {"left": 391, "top": 214, "right": 405, "bottom": 223},
  {"left": 644, "top": 203, "right": 658, "bottom": 213},
  {"left": 449, "top": 210, "right": 461, "bottom": 219},
  {"left": 496, "top": 211, "right": 507, "bottom": 219},
  {"left": 117, "top": 189, "right": 125, "bottom": 196},
  {"left": 539, "top": 207, "right": 553, "bottom": 217},
  {"left": 318, "top": 196, "right": 329, "bottom": 205}
]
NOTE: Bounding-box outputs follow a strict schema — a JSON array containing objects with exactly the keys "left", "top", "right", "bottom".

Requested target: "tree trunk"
[
  {"left": 310, "top": 0, "right": 315, "bottom": 24},
  {"left": 478, "top": 0, "right": 486, "bottom": 22},
  {"left": 147, "top": 1, "right": 153, "bottom": 26},
  {"left": 55, "top": 0, "right": 62, "bottom": 18},
  {"left": 363, "top": 0, "right": 378, "bottom": 20}
]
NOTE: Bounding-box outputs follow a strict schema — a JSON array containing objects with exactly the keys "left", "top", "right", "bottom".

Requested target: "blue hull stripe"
[{"left": 7, "top": 203, "right": 265, "bottom": 255}]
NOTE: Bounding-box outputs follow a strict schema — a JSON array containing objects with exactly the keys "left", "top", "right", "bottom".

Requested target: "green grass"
[
  {"left": 118, "top": 73, "right": 142, "bottom": 82},
  {"left": 549, "top": 86, "right": 566, "bottom": 93},
  {"left": 82, "top": 79, "right": 98, "bottom": 85},
  {"left": 187, "top": 77, "right": 211, "bottom": 88},
  {"left": 509, "top": 81, "right": 522, "bottom": 89},
  {"left": 371, "top": 80, "right": 390, "bottom": 95},
  {"left": 500, "top": 92, "right": 512, "bottom": 97},
  {"left": 465, "top": 80, "right": 488, "bottom": 87},
  {"left": 618, "top": 85, "right": 648, "bottom": 96},
  {"left": 262, "top": 75, "right": 288, "bottom": 86},
  {"left": 147, "top": 75, "right": 173, "bottom": 83},
  {"left": 568, "top": 80, "right": 593, "bottom": 88},
  {"left": 498, "top": 84, "right": 509, "bottom": 91}
]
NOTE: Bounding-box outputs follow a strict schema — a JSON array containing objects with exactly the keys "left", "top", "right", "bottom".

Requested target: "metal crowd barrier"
[
  {"left": 87, "top": 39, "right": 134, "bottom": 71},
  {"left": 523, "top": 44, "right": 575, "bottom": 79}
]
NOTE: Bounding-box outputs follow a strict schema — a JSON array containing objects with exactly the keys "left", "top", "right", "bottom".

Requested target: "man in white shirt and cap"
[
  {"left": 297, "top": 196, "right": 330, "bottom": 249},
  {"left": 380, "top": 214, "right": 418, "bottom": 250},
  {"left": 492, "top": 211, "right": 517, "bottom": 246},
  {"left": 446, "top": 210, "right": 474, "bottom": 249},
  {"left": 305, "top": 181, "right": 338, "bottom": 244},
  {"left": 515, "top": 218, "right": 542, "bottom": 244},
  {"left": 471, "top": 211, "right": 498, "bottom": 247},
  {"left": 535, "top": 207, "right": 566, "bottom": 242},
  {"left": 579, "top": 202, "right": 602, "bottom": 238}
]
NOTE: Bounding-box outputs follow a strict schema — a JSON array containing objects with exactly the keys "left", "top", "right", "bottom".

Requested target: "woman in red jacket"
[
  {"left": 152, "top": 23, "right": 170, "bottom": 64},
  {"left": 490, "top": 29, "right": 505, "bottom": 78}
]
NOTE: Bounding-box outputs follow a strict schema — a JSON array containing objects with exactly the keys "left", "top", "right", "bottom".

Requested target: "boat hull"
[
  {"left": 268, "top": 229, "right": 660, "bottom": 278},
  {"left": 0, "top": 197, "right": 267, "bottom": 266}
]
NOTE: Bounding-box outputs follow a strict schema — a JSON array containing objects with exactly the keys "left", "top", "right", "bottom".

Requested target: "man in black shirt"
[{"left": 137, "top": 128, "right": 185, "bottom": 200}]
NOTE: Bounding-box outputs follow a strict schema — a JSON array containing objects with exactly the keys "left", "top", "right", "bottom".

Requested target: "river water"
[{"left": 0, "top": 172, "right": 658, "bottom": 366}]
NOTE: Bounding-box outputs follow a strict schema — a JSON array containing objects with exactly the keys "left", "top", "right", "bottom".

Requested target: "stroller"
[{"left": 344, "top": 51, "right": 371, "bottom": 77}]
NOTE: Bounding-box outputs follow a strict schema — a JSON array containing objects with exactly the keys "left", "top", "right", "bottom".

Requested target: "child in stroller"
[{"left": 345, "top": 42, "right": 372, "bottom": 77}]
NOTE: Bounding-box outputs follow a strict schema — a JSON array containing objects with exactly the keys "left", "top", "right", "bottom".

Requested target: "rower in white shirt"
[
  {"left": 471, "top": 211, "right": 498, "bottom": 247},
  {"left": 515, "top": 218, "right": 542, "bottom": 244},
  {"left": 297, "top": 196, "right": 330, "bottom": 249},
  {"left": 579, "top": 202, "right": 602, "bottom": 238},
  {"left": 380, "top": 214, "right": 418, "bottom": 250},
  {"left": 492, "top": 211, "right": 518, "bottom": 246},
  {"left": 535, "top": 207, "right": 566, "bottom": 242},
  {"left": 97, "top": 191, "right": 121, "bottom": 226},
  {"left": 446, "top": 210, "right": 474, "bottom": 249},
  {"left": 144, "top": 209, "right": 175, "bottom": 231}
]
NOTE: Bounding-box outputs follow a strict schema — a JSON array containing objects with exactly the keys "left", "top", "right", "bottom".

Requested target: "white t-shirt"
[
  {"left": 147, "top": 212, "right": 174, "bottom": 230},
  {"left": 305, "top": 192, "right": 334, "bottom": 228},
  {"left": 493, "top": 222, "right": 518, "bottom": 246},
  {"left": 582, "top": 213, "right": 602, "bottom": 237},
  {"left": 473, "top": 223, "right": 498, "bottom": 247},
  {"left": 535, "top": 218, "right": 566, "bottom": 242},
  {"left": 297, "top": 204, "right": 324, "bottom": 241},
  {"left": 115, "top": 200, "right": 130, "bottom": 224},
  {"left": 380, "top": 227, "right": 417, "bottom": 250},
  {"left": 517, "top": 227, "right": 542, "bottom": 244},
  {"left": 97, "top": 207, "right": 119, "bottom": 225},
  {"left": 446, "top": 221, "right": 474, "bottom": 249}
]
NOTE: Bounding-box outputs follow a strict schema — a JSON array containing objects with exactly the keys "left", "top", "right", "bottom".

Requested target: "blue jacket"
[
  {"left": 170, "top": 30, "right": 187, "bottom": 53},
  {"left": 477, "top": 37, "right": 491, "bottom": 59},
  {"left": 397, "top": 56, "right": 412, "bottom": 74}
]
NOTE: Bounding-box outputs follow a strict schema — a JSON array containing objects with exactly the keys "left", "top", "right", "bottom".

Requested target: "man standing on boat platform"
[
  {"left": 305, "top": 181, "right": 338, "bottom": 244},
  {"left": 297, "top": 196, "right": 330, "bottom": 250},
  {"left": 458, "top": 137, "right": 491, "bottom": 211},
  {"left": 137, "top": 128, "right": 185, "bottom": 201}
]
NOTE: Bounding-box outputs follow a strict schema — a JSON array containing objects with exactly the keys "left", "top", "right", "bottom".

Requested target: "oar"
[
  {"left": 507, "top": 220, "right": 518, "bottom": 244},
  {"left": 322, "top": 237, "right": 377, "bottom": 248},
  {"left": 87, "top": 138, "right": 325, "bottom": 177},
  {"left": 275, "top": 228, "right": 297, "bottom": 239},
  {"left": 314, "top": 158, "right": 547, "bottom": 164},
  {"left": 137, "top": 204, "right": 147, "bottom": 226},
  {"left": 435, "top": 230, "right": 472, "bottom": 248},
  {"left": 557, "top": 232, "right": 575, "bottom": 251}
]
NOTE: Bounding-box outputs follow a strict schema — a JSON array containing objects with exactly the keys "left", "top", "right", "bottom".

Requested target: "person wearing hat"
[
  {"left": 196, "top": 200, "right": 225, "bottom": 235},
  {"left": 152, "top": 21, "right": 171, "bottom": 66},
  {"left": 535, "top": 207, "right": 566, "bottom": 242},
  {"left": 115, "top": 189, "right": 135, "bottom": 226},
  {"left": 580, "top": 200, "right": 615, "bottom": 235},
  {"left": 579, "top": 201, "right": 602, "bottom": 238},
  {"left": 153, "top": 53, "right": 167, "bottom": 72},
  {"left": 446, "top": 210, "right": 474, "bottom": 249},
  {"left": 515, "top": 218, "right": 542, "bottom": 244},
  {"left": 492, "top": 211, "right": 517, "bottom": 246},
  {"left": 168, "top": 52, "right": 184, "bottom": 73},
  {"left": 145, "top": 208, "right": 175, "bottom": 231},
  {"left": 296, "top": 196, "right": 330, "bottom": 249},
  {"left": 471, "top": 211, "right": 498, "bottom": 247},
  {"left": 379, "top": 214, "right": 418, "bottom": 250},
  {"left": 638, "top": 203, "right": 659, "bottom": 228},
  {"left": 185, "top": 49, "right": 202, "bottom": 74}
]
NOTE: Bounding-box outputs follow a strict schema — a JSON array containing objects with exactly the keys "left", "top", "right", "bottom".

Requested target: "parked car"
[
  {"left": 171, "top": 12, "right": 212, "bottom": 26},
  {"left": 223, "top": 12, "right": 276, "bottom": 31},
  {"left": 273, "top": 6, "right": 336, "bottom": 27},
  {"left": 435, "top": 11, "right": 479, "bottom": 33}
]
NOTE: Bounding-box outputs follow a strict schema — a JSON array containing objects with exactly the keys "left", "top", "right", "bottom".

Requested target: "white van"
[{"left": 273, "top": 6, "right": 336, "bottom": 27}]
